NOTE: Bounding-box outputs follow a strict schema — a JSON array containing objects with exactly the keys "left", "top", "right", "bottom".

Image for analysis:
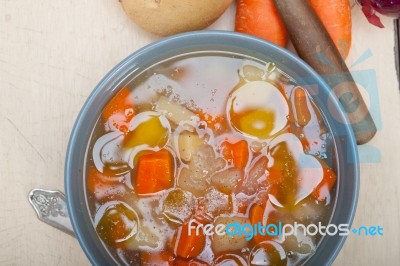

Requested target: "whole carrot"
[
  {"left": 273, "top": 0, "right": 376, "bottom": 144},
  {"left": 235, "top": 0, "right": 352, "bottom": 59},
  {"left": 235, "top": 0, "right": 288, "bottom": 47},
  {"left": 309, "top": 0, "right": 352, "bottom": 59}
]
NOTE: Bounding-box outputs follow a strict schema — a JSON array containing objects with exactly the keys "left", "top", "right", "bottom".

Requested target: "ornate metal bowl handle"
[{"left": 28, "top": 189, "right": 75, "bottom": 237}]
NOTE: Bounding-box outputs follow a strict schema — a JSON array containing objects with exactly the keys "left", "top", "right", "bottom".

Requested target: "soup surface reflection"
[{"left": 85, "top": 53, "right": 337, "bottom": 265}]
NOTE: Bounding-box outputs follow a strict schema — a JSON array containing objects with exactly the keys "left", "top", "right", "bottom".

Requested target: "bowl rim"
[{"left": 65, "top": 30, "right": 359, "bottom": 266}]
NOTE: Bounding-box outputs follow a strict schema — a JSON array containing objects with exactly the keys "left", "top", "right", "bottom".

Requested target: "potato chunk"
[
  {"left": 125, "top": 225, "right": 159, "bottom": 250},
  {"left": 211, "top": 168, "right": 243, "bottom": 194},
  {"left": 162, "top": 189, "right": 197, "bottom": 225},
  {"left": 196, "top": 188, "right": 232, "bottom": 222},
  {"left": 155, "top": 95, "right": 196, "bottom": 125},
  {"left": 212, "top": 216, "right": 251, "bottom": 254},
  {"left": 178, "top": 144, "right": 225, "bottom": 197},
  {"left": 178, "top": 130, "right": 203, "bottom": 162}
]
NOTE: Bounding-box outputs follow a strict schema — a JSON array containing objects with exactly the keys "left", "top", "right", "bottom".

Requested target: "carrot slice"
[
  {"left": 249, "top": 204, "right": 276, "bottom": 244},
  {"left": 235, "top": 0, "right": 288, "bottom": 47},
  {"left": 135, "top": 149, "right": 174, "bottom": 195},
  {"left": 86, "top": 166, "right": 125, "bottom": 200},
  {"left": 249, "top": 202, "right": 283, "bottom": 244},
  {"left": 87, "top": 167, "right": 109, "bottom": 195},
  {"left": 250, "top": 204, "right": 269, "bottom": 244},
  {"left": 102, "top": 87, "right": 135, "bottom": 133},
  {"left": 288, "top": 87, "right": 327, "bottom": 151},
  {"left": 221, "top": 140, "right": 249, "bottom": 169},
  {"left": 293, "top": 87, "right": 311, "bottom": 127},
  {"left": 309, "top": 0, "right": 352, "bottom": 59},
  {"left": 250, "top": 204, "right": 267, "bottom": 243},
  {"left": 173, "top": 221, "right": 206, "bottom": 259}
]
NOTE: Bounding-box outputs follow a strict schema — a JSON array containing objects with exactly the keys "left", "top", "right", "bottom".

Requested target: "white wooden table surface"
[{"left": 1, "top": 1, "right": 399, "bottom": 265}]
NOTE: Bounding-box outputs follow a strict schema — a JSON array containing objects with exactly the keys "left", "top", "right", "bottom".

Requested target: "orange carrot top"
[
  {"left": 235, "top": 0, "right": 288, "bottom": 47},
  {"left": 309, "top": 0, "right": 352, "bottom": 58}
]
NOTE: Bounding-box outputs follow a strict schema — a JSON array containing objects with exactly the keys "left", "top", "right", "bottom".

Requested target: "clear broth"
[{"left": 84, "top": 52, "right": 337, "bottom": 266}]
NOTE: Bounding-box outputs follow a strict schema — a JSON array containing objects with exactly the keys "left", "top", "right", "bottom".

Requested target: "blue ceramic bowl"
[{"left": 65, "top": 31, "right": 359, "bottom": 266}]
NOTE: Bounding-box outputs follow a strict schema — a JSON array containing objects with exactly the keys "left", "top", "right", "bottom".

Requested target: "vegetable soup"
[{"left": 84, "top": 52, "right": 337, "bottom": 266}]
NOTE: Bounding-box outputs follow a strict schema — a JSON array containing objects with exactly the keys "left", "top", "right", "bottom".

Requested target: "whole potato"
[{"left": 120, "top": 0, "right": 233, "bottom": 36}]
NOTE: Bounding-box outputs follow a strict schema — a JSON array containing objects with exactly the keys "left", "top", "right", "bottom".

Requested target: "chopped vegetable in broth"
[{"left": 85, "top": 53, "right": 337, "bottom": 265}]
